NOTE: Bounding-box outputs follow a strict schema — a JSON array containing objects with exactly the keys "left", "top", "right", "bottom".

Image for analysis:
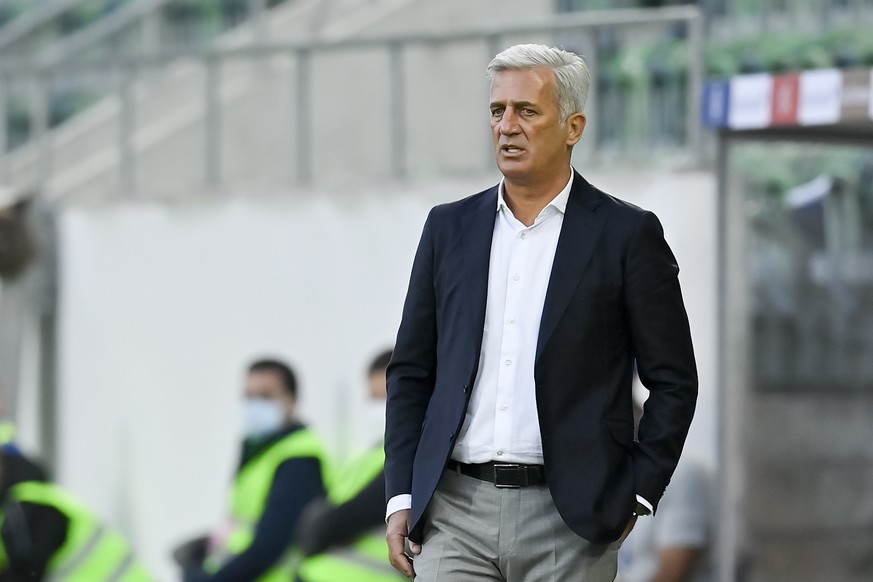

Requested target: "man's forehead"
[
  {"left": 491, "top": 67, "right": 553, "bottom": 83},
  {"left": 490, "top": 68, "right": 554, "bottom": 97},
  {"left": 247, "top": 369, "right": 283, "bottom": 384}
]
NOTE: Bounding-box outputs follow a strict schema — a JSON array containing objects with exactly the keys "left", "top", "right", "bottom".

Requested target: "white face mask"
[
  {"left": 360, "top": 400, "right": 386, "bottom": 445},
  {"left": 243, "top": 398, "right": 285, "bottom": 439}
]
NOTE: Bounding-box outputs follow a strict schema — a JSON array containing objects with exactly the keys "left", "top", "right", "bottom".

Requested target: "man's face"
[
  {"left": 489, "top": 68, "right": 585, "bottom": 186},
  {"left": 245, "top": 370, "right": 295, "bottom": 420}
]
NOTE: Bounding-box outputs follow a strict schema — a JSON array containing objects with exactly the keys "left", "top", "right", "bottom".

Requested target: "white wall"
[
  {"left": 57, "top": 179, "right": 467, "bottom": 579},
  {"left": 56, "top": 166, "right": 716, "bottom": 579}
]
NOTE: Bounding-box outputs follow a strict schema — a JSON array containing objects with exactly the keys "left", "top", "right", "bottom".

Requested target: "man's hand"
[{"left": 386, "top": 509, "right": 420, "bottom": 579}]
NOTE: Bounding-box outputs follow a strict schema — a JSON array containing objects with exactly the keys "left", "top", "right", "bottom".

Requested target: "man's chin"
[{"left": 496, "top": 160, "right": 530, "bottom": 180}]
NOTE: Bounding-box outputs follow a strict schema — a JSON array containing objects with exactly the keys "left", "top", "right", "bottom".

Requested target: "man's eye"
[
  {"left": 522, "top": 108, "right": 536, "bottom": 115},
  {"left": 491, "top": 109, "right": 504, "bottom": 117}
]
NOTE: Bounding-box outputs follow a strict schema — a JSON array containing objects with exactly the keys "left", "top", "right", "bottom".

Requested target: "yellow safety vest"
[
  {"left": 0, "top": 481, "right": 154, "bottom": 582},
  {"left": 297, "top": 445, "right": 405, "bottom": 582},
  {"left": 0, "top": 421, "right": 16, "bottom": 445},
  {"left": 205, "top": 427, "right": 329, "bottom": 582}
]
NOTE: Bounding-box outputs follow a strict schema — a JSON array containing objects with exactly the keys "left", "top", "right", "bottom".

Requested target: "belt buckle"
[{"left": 493, "top": 463, "right": 522, "bottom": 488}]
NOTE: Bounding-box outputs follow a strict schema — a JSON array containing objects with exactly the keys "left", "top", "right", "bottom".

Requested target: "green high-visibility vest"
[
  {"left": 0, "top": 481, "right": 154, "bottom": 582},
  {"left": 205, "top": 427, "right": 329, "bottom": 582},
  {"left": 0, "top": 421, "right": 16, "bottom": 445},
  {"left": 297, "top": 445, "right": 405, "bottom": 582}
]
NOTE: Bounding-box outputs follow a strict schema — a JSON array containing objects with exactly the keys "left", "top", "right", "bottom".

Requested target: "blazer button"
[
  {"left": 449, "top": 432, "right": 454, "bottom": 440},
  {"left": 462, "top": 384, "right": 467, "bottom": 393}
]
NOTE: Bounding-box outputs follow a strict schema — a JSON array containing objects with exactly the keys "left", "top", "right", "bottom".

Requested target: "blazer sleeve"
[
  {"left": 624, "top": 211, "right": 698, "bottom": 510},
  {"left": 384, "top": 209, "right": 440, "bottom": 502}
]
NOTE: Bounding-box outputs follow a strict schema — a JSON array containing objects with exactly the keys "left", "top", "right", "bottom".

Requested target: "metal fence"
[
  {"left": 0, "top": 5, "right": 704, "bottom": 197},
  {"left": 558, "top": 0, "right": 873, "bottom": 38},
  {"left": 0, "top": 0, "right": 280, "bottom": 58},
  {"left": 703, "top": 0, "right": 873, "bottom": 39}
]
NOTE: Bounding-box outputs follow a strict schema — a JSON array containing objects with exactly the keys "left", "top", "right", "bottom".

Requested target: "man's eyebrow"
[{"left": 489, "top": 100, "right": 537, "bottom": 109}]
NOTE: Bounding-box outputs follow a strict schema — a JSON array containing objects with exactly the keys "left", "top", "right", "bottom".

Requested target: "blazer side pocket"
[{"left": 604, "top": 417, "right": 634, "bottom": 448}]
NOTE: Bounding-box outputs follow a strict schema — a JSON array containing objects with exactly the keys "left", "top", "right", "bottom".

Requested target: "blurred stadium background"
[{"left": 0, "top": 0, "right": 871, "bottom": 580}]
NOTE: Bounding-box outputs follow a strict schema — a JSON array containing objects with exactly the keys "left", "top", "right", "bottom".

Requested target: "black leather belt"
[{"left": 447, "top": 460, "right": 546, "bottom": 488}]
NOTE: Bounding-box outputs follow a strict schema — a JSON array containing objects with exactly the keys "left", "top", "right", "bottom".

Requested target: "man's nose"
[{"left": 498, "top": 110, "right": 520, "bottom": 135}]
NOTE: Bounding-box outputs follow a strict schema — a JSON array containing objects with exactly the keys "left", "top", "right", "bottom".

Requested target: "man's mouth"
[{"left": 501, "top": 145, "right": 524, "bottom": 154}]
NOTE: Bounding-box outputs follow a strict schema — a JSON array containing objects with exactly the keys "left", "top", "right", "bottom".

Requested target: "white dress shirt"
[{"left": 450, "top": 171, "right": 572, "bottom": 464}]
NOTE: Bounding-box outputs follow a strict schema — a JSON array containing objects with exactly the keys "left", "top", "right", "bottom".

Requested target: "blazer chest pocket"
[{"left": 564, "top": 290, "right": 622, "bottom": 325}]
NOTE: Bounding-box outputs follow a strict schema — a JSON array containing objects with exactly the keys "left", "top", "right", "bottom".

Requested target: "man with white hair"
[{"left": 384, "top": 44, "right": 698, "bottom": 581}]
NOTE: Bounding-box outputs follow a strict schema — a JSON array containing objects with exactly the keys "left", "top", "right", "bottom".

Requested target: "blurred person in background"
[
  {"left": 0, "top": 187, "right": 35, "bottom": 460},
  {"left": 176, "top": 359, "right": 328, "bottom": 582},
  {"left": 616, "top": 375, "right": 712, "bottom": 582},
  {"left": 0, "top": 450, "right": 154, "bottom": 581},
  {"left": 385, "top": 43, "right": 697, "bottom": 581},
  {"left": 0, "top": 399, "right": 19, "bottom": 455},
  {"left": 0, "top": 188, "right": 34, "bottom": 282},
  {"left": 295, "top": 348, "right": 405, "bottom": 582}
]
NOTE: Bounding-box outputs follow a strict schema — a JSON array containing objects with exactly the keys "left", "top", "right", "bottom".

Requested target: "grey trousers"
[{"left": 414, "top": 468, "right": 621, "bottom": 581}]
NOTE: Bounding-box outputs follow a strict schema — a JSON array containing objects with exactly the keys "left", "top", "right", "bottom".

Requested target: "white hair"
[{"left": 486, "top": 43, "right": 591, "bottom": 121}]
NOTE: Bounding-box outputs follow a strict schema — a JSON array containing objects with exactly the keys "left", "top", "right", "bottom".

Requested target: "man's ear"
[{"left": 566, "top": 113, "right": 586, "bottom": 147}]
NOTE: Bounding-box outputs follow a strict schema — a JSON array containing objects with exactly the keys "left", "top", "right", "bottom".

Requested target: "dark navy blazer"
[{"left": 385, "top": 171, "right": 698, "bottom": 544}]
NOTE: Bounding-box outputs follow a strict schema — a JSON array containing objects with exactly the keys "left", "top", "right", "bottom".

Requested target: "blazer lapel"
[
  {"left": 461, "top": 187, "right": 498, "bottom": 345},
  {"left": 536, "top": 173, "right": 606, "bottom": 362}
]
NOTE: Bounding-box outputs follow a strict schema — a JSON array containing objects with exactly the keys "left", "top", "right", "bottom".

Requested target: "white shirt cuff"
[
  {"left": 385, "top": 494, "right": 412, "bottom": 523},
  {"left": 636, "top": 494, "right": 654, "bottom": 514}
]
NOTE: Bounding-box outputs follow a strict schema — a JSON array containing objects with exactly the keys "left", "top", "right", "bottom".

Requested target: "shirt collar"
[{"left": 497, "top": 168, "right": 574, "bottom": 217}]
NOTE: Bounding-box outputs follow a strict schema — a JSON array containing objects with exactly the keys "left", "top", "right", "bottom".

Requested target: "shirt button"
[
  {"left": 512, "top": 274, "right": 520, "bottom": 281},
  {"left": 500, "top": 404, "right": 508, "bottom": 411},
  {"left": 496, "top": 450, "right": 504, "bottom": 456},
  {"left": 504, "top": 359, "right": 512, "bottom": 366},
  {"left": 520, "top": 232, "right": 527, "bottom": 239},
  {"left": 509, "top": 317, "right": 516, "bottom": 324}
]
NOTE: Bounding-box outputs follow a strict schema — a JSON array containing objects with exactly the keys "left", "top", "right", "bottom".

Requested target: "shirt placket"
[{"left": 492, "top": 223, "right": 530, "bottom": 459}]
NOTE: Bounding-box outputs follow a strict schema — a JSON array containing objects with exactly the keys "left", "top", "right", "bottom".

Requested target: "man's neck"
[{"left": 503, "top": 169, "right": 571, "bottom": 227}]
